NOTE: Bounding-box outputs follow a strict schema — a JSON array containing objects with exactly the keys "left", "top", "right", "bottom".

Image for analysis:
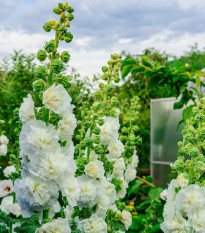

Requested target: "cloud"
[{"left": 0, "top": 0, "right": 205, "bottom": 76}]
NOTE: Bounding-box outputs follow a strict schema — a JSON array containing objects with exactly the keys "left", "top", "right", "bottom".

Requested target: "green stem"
[
  {"left": 48, "top": 69, "right": 53, "bottom": 87},
  {"left": 43, "top": 209, "right": 49, "bottom": 220},
  {"left": 87, "top": 146, "right": 90, "bottom": 163},
  {"left": 9, "top": 223, "right": 12, "bottom": 233},
  {"left": 13, "top": 192, "right": 16, "bottom": 203}
]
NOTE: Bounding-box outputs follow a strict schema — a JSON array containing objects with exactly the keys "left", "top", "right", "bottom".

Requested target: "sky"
[{"left": 0, "top": 0, "right": 205, "bottom": 77}]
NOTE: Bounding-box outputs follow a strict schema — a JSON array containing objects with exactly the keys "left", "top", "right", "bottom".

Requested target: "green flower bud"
[
  {"left": 111, "top": 97, "right": 118, "bottom": 105},
  {"left": 45, "top": 41, "right": 55, "bottom": 53},
  {"left": 94, "top": 90, "right": 101, "bottom": 99},
  {"left": 37, "top": 49, "right": 47, "bottom": 62},
  {"left": 64, "top": 32, "right": 73, "bottom": 43},
  {"left": 93, "top": 127, "right": 100, "bottom": 135},
  {"left": 189, "top": 147, "right": 200, "bottom": 157},
  {"left": 99, "top": 82, "right": 105, "bottom": 89},
  {"left": 67, "top": 13, "right": 74, "bottom": 21},
  {"left": 64, "top": 21, "right": 70, "bottom": 27},
  {"left": 32, "top": 79, "right": 46, "bottom": 93},
  {"left": 114, "top": 75, "right": 120, "bottom": 83},
  {"left": 174, "top": 159, "right": 184, "bottom": 171},
  {"left": 58, "top": 3, "right": 64, "bottom": 9},
  {"left": 94, "top": 146, "right": 102, "bottom": 154},
  {"left": 58, "top": 26, "right": 67, "bottom": 36},
  {"left": 51, "top": 59, "right": 64, "bottom": 74},
  {"left": 84, "top": 137, "right": 93, "bottom": 147},
  {"left": 98, "top": 119, "right": 104, "bottom": 126},
  {"left": 66, "top": 6, "right": 74, "bottom": 13},
  {"left": 10, "top": 154, "right": 16, "bottom": 160},
  {"left": 106, "top": 85, "right": 113, "bottom": 92},
  {"left": 61, "top": 51, "right": 70, "bottom": 63},
  {"left": 43, "top": 22, "right": 52, "bottom": 32},
  {"left": 49, "top": 20, "right": 56, "bottom": 26},
  {"left": 53, "top": 7, "right": 61, "bottom": 15},
  {"left": 102, "top": 66, "right": 108, "bottom": 73},
  {"left": 93, "top": 136, "right": 100, "bottom": 144},
  {"left": 35, "top": 66, "right": 46, "bottom": 79}
]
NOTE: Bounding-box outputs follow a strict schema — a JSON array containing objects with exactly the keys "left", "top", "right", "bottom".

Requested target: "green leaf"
[
  {"left": 129, "top": 214, "right": 146, "bottom": 231},
  {"left": 182, "top": 105, "right": 196, "bottom": 123},
  {"left": 14, "top": 216, "right": 40, "bottom": 233},
  {"left": 128, "top": 180, "right": 143, "bottom": 197},
  {"left": 196, "top": 75, "right": 201, "bottom": 87},
  {"left": 173, "top": 101, "right": 183, "bottom": 109},
  {"left": 121, "top": 57, "right": 137, "bottom": 67},
  {"left": 131, "top": 66, "right": 146, "bottom": 74},
  {"left": 121, "top": 65, "right": 133, "bottom": 79},
  {"left": 148, "top": 187, "right": 163, "bottom": 200},
  {"left": 141, "top": 58, "right": 153, "bottom": 68},
  {"left": 0, "top": 210, "right": 18, "bottom": 225}
]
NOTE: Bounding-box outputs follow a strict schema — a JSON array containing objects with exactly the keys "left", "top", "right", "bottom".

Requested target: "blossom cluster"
[
  {"left": 0, "top": 135, "right": 21, "bottom": 221},
  {"left": 0, "top": 134, "right": 9, "bottom": 156},
  {"left": 161, "top": 97, "right": 205, "bottom": 232}
]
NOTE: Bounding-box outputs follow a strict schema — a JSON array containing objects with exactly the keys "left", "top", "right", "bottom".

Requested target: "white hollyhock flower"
[
  {"left": 161, "top": 211, "right": 190, "bottom": 233},
  {"left": 160, "top": 189, "right": 168, "bottom": 201},
  {"left": 175, "top": 185, "right": 205, "bottom": 214},
  {"left": 112, "top": 158, "right": 125, "bottom": 178},
  {"left": 107, "top": 139, "right": 124, "bottom": 162},
  {"left": 96, "top": 196, "right": 110, "bottom": 218},
  {"left": 116, "top": 178, "right": 128, "bottom": 199},
  {"left": 3, "top": 165, "right": 16, "bottom": 178},
  {"left": 0, "top": 196, "right": 13, "bottom": 214},
  {"left": 78, "top": 215, "right": 107, "bottom": 233},
  {"left": 37, "top": 147, "right": 75, "bottom": 180},
  {"left": 163, "top": 200, "right": 176, "bottom": 220},
  {"left": 176, "top": 173, "right": 189, "bottom": 188},
  {"left": 19, "top": 94, "right": 35, "bottom": 123},
  {"left": 35, "top": 218, "right": 71, "bottom": 233},
  {"left": 43, "top": 84, "right": 72, "bottom": 115},
  {"left": 9, "top": 203, "right": 21, "bottom": 217},
  {"left": 102, "top": 178, "right": 116, "bottom": 205},
  {"left": 0, "top": 144, "right": 7, "bottom": 156},
  {"left": 99, "top": 117, "right": 120, "bottom": 145},
  {"left": 85, "top": 160, "right": 105, "bottom": 179},
  {"left": 14, "top": 171, "right": 59, "bottom": 215},
  {"left": 77, "top": 176, "right": 103, "bottom": 209},
  {"left": 166, "top": 179, "right": 179, "bottom": 201},
  {"left": 0, "top": 180, "right": 13, "bottom": 197},
  {"left": 121, "top": 210, "right": 132, "bottom": 230},
  {"left": 58, "top": 112, "right": 77, "bottom": 141},
  {"left": 61, "top": 175, "right": 80, "bottom": 207},
  {"left": 125, "top": 165, "right": 136, "bottom": 183},
  {"left": 0, "top": 135, "right": 9, "bottom": 145},
  {"left": 131, "top": 151, "right": 139, "bottom": 168},
  {"left": 189, "top": 208, "right": 205, "bottom": 232},
  {"left": 20, "top": 120, "right": 59, "bottom": 156}
]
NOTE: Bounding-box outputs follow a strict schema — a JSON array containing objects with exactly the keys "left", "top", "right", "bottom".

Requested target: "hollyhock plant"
[{"left": 161, "top": 97, "right": 205, "bottom": 233}]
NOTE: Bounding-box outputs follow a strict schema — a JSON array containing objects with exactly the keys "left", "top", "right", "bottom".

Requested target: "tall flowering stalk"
[
  {"left": 14, "top": 2, "right": 76, "bottom": 232},
  {"left": 161, "top": 97, "right": 205, "bottom": 232}
]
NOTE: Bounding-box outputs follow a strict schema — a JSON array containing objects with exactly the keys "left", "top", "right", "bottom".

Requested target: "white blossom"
[
  {"left": 0, "top": 180, "right": 13, "bottom": 197},
  {"left": 35, "top": 218, "right": 71, "bottom": 233},
  {"left": 9, "top": 203, "right": 21, "bottom": 217},
  {"left": 160, "top": 189, "right": 168, "bottom": 201},
  {"left": 99, "top": 117, "right": 120, "bottom": 145},
  {"left": 131, "top": 151, "right": 139, "bottom": 168},
  {"left": 107, "top": 139, "right": 124, "bottom": 162},
  {"left": 116, "top": 178, "right": 128, "bottom": 200},
  {"left": 19, "top": 94, "right": 35, "bottom": 123},
  {"left": 43, "top": 84, "right": 72, "bottom": 115},
  {"left": 0, "top": 135, "right": 9, "bottom": 145},
  {"left": 175, "top": 185, "right": 205, "bottom": 215},
  {"left": 3, "top": 165, "right": 16, "bottom": 178},
  {"left": 102, "top": 178, "right": 116, "bottom": 205},
  {"left": 78, "top": 215, "right": 107, "bottom": 233},
  {"left": 85, "top": 160, "right": 105, "bottom": 179},
  {"left": 176, "top": 173, "right": 189, "bottom": 188},
  {"left": 125, "top": 165, "right": 136, "bottom": 183},
  {"left": 0, "top": 144, "right": 7, "bottom": 156},
  {"left": 121, "top": 210, "right": 132, "bottom": 230},
  {"left": 0, "top": 196, "right": 13, "bottom": 214},
  {"left": 112, "top": 158, "right": 125, "bottom": 178},
  {"left": 77, "top": 176, "right": 103, "bottom": 209},
  {"left": 189, "top": 208, "right": 205, "bottom": 232},
  {"left": 58, "top": 112, "right": 77, "bottom": 141}
]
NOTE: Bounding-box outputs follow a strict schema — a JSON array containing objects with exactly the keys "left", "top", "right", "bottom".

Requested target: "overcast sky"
[{"left": 0, "top": 0, "right": 205, "bottom": 76}]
